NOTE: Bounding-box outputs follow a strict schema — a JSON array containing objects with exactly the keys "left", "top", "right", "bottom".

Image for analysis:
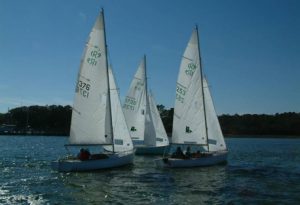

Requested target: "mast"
[
  {"left": 196, "top": 26, "right": 209, "bottom": 152},
  {"left": 144, "top": 55, "right": 148, "bottom": 97},
  {"left": 102, "top": 8, "right": 115, "bottom": 152},
  {"left": 144, "top": 55, "right": 148, "bottom": 107},
  {"left": 144, "top": 54, "right": 148, "bottom": 143}
]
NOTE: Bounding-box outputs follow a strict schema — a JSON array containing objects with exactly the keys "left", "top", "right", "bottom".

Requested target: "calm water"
[{"left": 0, "top": 136, "right": 299, "bottom": 204}]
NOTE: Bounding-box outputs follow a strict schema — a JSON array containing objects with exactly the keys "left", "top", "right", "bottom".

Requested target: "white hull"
[
  {"left": 51, "top": 151, "right": 134, "bottom": 172},
  {"left": 155, "top": 150, "right": 228, "bottom": 168}
]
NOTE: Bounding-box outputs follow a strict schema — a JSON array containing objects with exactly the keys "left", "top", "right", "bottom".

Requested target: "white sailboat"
[
  {"left": 123, "top": 55, "right": 169, "bottom": 155},
  {"left": 51, "top": 10, "right": 134, "bottom": 172},
  {"left": 155, "top": 27, "right": 228, "bottom": 168}
]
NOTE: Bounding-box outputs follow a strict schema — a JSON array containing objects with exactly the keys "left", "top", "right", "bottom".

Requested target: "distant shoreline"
[
  {"left": 224, "top": 134, "right": 300, "bottom": 138},
  {"left": 1, "top": 134, "right": 299, "bottom": 138},
  {"left": 1, "top": 105, "right": 300, "bottom": 137}
]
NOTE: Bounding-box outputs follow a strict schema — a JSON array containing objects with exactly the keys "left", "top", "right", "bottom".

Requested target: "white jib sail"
[
  {"left": 147, "top": 92, "right": 169, "bottom": 147},
  {"left": 69, "top": 12, "right": 113, "bottom": 145},
  {"left": 107, "top": 67, "right": 133, "bottom": 152},
  {"left": 203, "top": 78, "right": 227, "bottom": 151},
  {"left": 172, "top": 28, "right": 207, "bottom": 145},
  {"left": 123, "top": 58, "right": 147, "bottom": 142}
]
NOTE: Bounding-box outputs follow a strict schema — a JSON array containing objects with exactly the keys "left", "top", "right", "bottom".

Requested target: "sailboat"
[
  {"left": 51, "top": 10, "right": 134, "bottom": 172},
  {"left": 155, "top": 27, "right": 228, "bottom": 168},
  {"left": 123, "top": 55, "right": 169, "bottom": 155}
]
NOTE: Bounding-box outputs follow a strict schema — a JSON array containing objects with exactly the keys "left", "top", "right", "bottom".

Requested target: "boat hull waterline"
[
  {"left": 155, "top": 150, "right": 228, "bottom": 168},
  {"left": 135, "top": 145, "right": 169, "bottom": 155},
  {"left": 52, "top": 152, "right": 134, "bottom": 172}
]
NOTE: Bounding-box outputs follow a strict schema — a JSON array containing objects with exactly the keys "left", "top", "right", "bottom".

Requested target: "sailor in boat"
[
  {"left": 77, "top": 148, "right": 91, "bottom": 160},
  {"left": 77, "top": 148, "right": 110, "bottom": 161},
  {"left": 185, "top": 146, "right": 192, "bottom": 158},
  {"left": 171, "top": 146, "right": 185, "bottom": 158},
  {"left": 170, "top": 145, "right": 214, "bottom": 160}
]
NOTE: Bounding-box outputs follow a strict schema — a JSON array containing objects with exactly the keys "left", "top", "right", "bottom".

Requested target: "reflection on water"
[
  {"left": 0, "top": 136, "right": 300, "bottom": 204},
  {"left": 60, "top": 158, "right": 228, "bottom": 204}
]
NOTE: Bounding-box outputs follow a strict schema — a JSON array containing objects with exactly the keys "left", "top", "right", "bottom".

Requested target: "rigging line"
[
  {"left": 133, "top": 76, "right": 144, "bottom": 81},
  {"left": 182, "top": 56, "right": 193, "bottom": 61},
  {"left": 195, "top": 26, "right": 209, "bottom": 152},
  {"left": 106, "top": 46, "right": 121, "bottom": 94},
  {"left": 125, "top": 96, "right": 136, "bottom": 100},
  {"left": 102, "top": 9, "right": 115, "bottom": 152},
  {"left": 79, "top": 75, "right": 90, "bottom": 82}
]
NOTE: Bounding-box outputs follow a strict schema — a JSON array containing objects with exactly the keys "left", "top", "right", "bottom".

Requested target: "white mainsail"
[
  {"left": 123, "top": 58, "right": 147, "bottom": 142},
  {"left": 69, "top": 12, "right": 112, "bottom": 145},
  {"left": 203, "top": 78, "right": 227, "bottom": 151},
  {"left": 172, "top": 28, "right": 207, "bottom": 145},
  {"left": 104, "top": 67, "right": 134, "bottom": 152}
]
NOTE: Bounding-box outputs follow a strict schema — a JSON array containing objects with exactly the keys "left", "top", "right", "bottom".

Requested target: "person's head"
[{"left": 80, "top": 148, "right": 84, "bottom": 152}]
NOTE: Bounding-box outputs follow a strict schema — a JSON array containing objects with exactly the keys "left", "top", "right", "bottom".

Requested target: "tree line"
[
  {"left": 0, "top": 105, "right": 299, "bottom": 137},
  {"left": 0, "top": 105, "right": 71, "bottom": 135}
]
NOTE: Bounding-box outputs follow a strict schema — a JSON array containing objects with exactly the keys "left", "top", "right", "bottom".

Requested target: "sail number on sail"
[
  {"left": 176, "top": 84, "right": 186, "bottom": 103},
  {"left": 77, "top": 80, "right": 90, "bottom": 98},
  {"left": 87, "top": 47, "right": 101, "bottom": 66},
  {"left": 134, "top": 81, "right": 144, "bottom": 90},
  {"left": 185, "top": 63, "right": 197, "bottom": 77},
  {"left": 123, "top": 96, "right": 136, "bottom": 110}
]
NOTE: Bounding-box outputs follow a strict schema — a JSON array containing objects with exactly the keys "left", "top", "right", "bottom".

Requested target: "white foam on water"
[{"left": 1, "top": 193, "right": 48, "bottom": 205}]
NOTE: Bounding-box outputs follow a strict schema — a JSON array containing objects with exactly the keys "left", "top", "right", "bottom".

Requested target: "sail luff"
[
  {"left": 102, "top": 9, "right": 115, "bottom": 152},
  {"left": 196, "top": 26, "right": 209, "bottom": 151}
]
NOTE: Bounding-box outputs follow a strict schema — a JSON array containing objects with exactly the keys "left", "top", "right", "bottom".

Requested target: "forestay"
[
  {"left": 172, "top": 29, "right": 207, "bottom": 145},
  {"left": 69, "top": 12, "right": 112, "bottom": 145}
]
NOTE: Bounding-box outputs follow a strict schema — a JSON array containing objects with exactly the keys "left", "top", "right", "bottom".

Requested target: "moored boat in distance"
[
  {"left": 155, "top": 26, "right": 228, "bottom": 168},
  {"left": 51, "top": 9, "right": 134, "bottom": 172},
  {"left": 123, "top": 56, "right": 169, "bottom": 155}
]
